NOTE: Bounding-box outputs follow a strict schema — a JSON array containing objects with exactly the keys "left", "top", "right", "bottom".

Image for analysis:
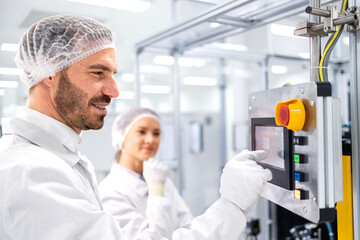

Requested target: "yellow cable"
[
  {"left": 318, "top": 0, "right": 348, "bottom": 82},
  {"left": 319, "top": 25, "right": 343, "bottom": 81}
]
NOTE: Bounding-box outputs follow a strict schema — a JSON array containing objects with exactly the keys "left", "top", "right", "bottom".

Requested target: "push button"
[
  {"left": 275, "top": 98, "right": 306, "bottom": 131},
  {"left": 294, "top": 154, "right": 306, "bottom": 163},
  {"left": 294, "top": 171, "right": 305, "bottom": 182},
  {"left": 294, "top": 189, "right": 308, "bottom": 200},
  {"left": 293, "top": 136, "right": 308, "bottom": 145}
]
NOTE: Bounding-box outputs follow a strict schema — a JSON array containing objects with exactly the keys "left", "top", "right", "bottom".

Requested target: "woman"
[{"left": 98, "top": 107, "right": 192, "bottom": 239}]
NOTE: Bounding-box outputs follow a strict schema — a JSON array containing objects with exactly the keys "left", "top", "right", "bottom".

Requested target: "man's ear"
[{"left": 42, "top": 76, "right": 55, "bottom": 87}]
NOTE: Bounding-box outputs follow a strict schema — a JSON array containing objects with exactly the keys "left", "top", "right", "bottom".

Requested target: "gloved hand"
[
  {"left": 143, "top": 158, "right": 169, "bottom": 196},
  {"left": 219, "top": 149, "right": 272, "bottom": 214}
]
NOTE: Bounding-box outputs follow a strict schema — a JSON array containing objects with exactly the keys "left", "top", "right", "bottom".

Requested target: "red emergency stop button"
[
  {"left": 275, "top": 98, "right": 306, "bottom": 132},
  {"left": 280, "top": 105, "right": 290, "bottom": 125}
]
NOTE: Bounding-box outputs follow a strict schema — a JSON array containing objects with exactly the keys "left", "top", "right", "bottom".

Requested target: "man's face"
[{"left": 53, "top": 48, "right": 119, "bottom": 133}]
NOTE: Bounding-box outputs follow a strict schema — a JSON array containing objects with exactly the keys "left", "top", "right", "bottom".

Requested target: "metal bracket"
[
  {"left": 324, "top": 5, "right": 338, "bottom": 33},
  {"left": 346, "top": 6, "right": 360, "bottom": 32},
  {"left": 294, "top": 5, "right": 359, "bottom": 37},
  {"left": 294, "top": 21, "right": 327, "bottom": 37}
]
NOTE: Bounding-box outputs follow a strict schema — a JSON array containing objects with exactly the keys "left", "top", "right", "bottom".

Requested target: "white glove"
[
  {"left": 219, "top": 149, "right": 272, "bottom": 215},
  {"left": 143, "top": 158, "right": 169, "bottom": 196}
]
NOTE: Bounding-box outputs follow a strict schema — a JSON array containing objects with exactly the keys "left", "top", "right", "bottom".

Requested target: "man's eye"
[
  {"left": 138, "top": 130, "right": 145, "bottom": 134},
  {"left": 92, "top": 72, "right": 103, "bottom": 76}
]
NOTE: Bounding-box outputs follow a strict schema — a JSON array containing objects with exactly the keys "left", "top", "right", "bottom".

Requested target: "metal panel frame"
[
  {"left": 249, "top": 82, "right": 342, "bottom": 223},
  {"left": 349, "top": 0, "right": 360, "bottom": 239}
]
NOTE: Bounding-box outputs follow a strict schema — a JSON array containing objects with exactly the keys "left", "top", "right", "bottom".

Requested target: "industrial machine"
[{"left": 249, "top": 81, "right": 343, "bottom": 223}]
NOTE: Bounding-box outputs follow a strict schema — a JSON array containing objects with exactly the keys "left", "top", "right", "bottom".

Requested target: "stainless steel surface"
[
  {"left": 249, "top": 82, "right": 343, "bottom": 223},
  {"left": 310, "top": 14, "right": 358, "bottom": 31},
  {"left": 310, "top": 0, "right": 320, "bottom": 82},
  {"left": 349, "top": 1, "right": 360, "bottom": 236},
  {"left": 323, "top": 5, "right": 338, "bottom": 33},
  {"left": 306, "top": 6, "right": 331, "bottom": 17},
  {"left": 172, "top": 52, "right": 184, "bottom": 194}
]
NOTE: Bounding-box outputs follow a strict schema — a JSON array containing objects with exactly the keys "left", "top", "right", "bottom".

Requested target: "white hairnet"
[
  {"left": 112, "top": 108, "right": 160, "bottom": 151},
  {"left": 15, "top": 14, "right": 115, "bottom": 88}
]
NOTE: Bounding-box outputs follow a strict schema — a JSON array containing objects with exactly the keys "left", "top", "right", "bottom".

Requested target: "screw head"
[
  {"left": 303, "top": 207, "right": 307, "bottom": 214},
  {"left": 300, "top": 88, "right": 304, "bottom": 94},
  {"left": 310, "top": 100, "right": 314, "bottom": 106},
  {"left": 348, "top": 25, "right": 356, "bottom": 32},
  {"left": 347, "top": 6, "right": 357, "bottom": 13},
  {"left": 312, "top": 196, "right": 317, "bottom": 203}
]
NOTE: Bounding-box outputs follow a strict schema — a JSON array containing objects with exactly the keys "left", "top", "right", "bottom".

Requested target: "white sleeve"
[
  {"left": 3, "top": 163, "right": 124, "bottom": 240},
  {"left": 171, "top": 197, "right": 246, "bottom": 240},
  {"left": 166, "top": 179, "right": 193, "bottom": 229},
  {"left": 101, "top": 193, "right": 175, "bottom": 239}
]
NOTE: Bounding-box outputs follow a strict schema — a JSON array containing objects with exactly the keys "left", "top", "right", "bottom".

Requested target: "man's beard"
[{"left": 55, "top": 71, "right": 111, "bottom": 130}]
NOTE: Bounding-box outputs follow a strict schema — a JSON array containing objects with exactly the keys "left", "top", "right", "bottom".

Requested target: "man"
[{"left": 0, "top": 14, "right": 272, "bottom": 239}]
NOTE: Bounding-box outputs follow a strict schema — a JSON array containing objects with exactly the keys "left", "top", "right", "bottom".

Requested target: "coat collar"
[
  {"left": 110, "top": 163, "right": 148, "bottom": 197},
  {"left": 2, "top": 107, "right": 82, "bottom": 167}
]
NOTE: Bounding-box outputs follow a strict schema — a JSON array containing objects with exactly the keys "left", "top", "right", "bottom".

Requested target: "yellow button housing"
[{"left": 275, "top": 98, "right": 306, "bottom": 132}]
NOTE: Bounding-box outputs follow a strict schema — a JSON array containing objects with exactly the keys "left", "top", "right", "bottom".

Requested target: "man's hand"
[{"left": 219, "top": 149, "right": 272, "bottom": 214}]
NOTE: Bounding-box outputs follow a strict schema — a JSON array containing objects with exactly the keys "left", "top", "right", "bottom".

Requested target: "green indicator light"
[{"left": 294, "top": 154, "right": 300, "bottom": 163}]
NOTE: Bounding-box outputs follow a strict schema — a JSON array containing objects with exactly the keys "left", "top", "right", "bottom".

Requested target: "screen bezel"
[{"left": 251, "top": 117, "right": 294, "bottom": 190}]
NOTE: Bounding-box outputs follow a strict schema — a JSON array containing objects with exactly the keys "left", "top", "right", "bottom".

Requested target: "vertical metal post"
[
  {"left": 172, "top": 0, "right": 179, "bottom": 25},
  {"left": 219, "top": 59, "right": 227, "bottom": 168},
  {"left": 348, "top": 2, "right": 360, "bottom": 237},
  {"left": 172, "top": 52, "right": 183, "bottom": 194},
  {"left": 134, "top": 48, "right": 141, "bottom": 107},
  {"left": 309, "top": 0, "right": 321, "bottom": 82},
  {"left": 264, "top": 56, "right": 269, "bottom": 90}
]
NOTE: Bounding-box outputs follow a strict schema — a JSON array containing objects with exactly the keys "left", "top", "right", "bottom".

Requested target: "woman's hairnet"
[
  {"left": 112, "top": 107, "right": 160, "bottom": 151},
  {"left": 15, "top": 14, "right": 115, "bottom": 88}
]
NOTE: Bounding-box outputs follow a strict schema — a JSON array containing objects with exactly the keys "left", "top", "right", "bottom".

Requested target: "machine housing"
[{"left": 249, "top": 81, "right": 342, "bottom": 223}]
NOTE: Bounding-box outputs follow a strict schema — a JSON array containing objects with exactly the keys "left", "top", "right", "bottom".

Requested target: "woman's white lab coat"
[{"left": 98, "top": 163, "right": 193, "bottom": 239}]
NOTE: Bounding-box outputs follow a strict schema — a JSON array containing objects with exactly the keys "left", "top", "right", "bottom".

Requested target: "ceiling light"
[
  {"left": 141, "top": 85, "right": 170, "bottom": 94},
  {"left": 0, "top": 81, "right": 19, "bottom": 88},
  {"left": 178, "top": 57, "right": 206, "bottom": 67},
  {"left": 271, "top": 65, "right": 288, "bottom": 74},
  {"left": 140, "top": 65, "right": 170, "bottom": 75},
  {"left": 183, "top": 76, "right": 217, "bottom": 86},
  {"left": 232, "top": 68, "right": 253, "bottom": 78},
  {"left": 210, "top": 22, "right": 220, "bottom": 28},
  {"left": 153, "top": 55, "right": 175, "bottom": 66},
  {"left": 118, "top": 91, "right": 134, "bottom": 99},
  {"left": 270, "top": 24, "right": 300, "bottom": 38},
  {"left": 1, "top": 43, "right": 18, "bottom": 52},
  {"left": 212, "top": 42, "right": 247, "bottom": 51},
  {"left": 298, "top": 52, "right": 310, "bottom": 59},
  {"left": 121, "top": 73, "right": 144, "bottom": 82},
  {"left": 0, "top": 67, "right": 20, "bottom": 75},
  {"left": 0, "top": 89, "right": 5, "bottom": 95},
  {"left": 69, "top": 0, "right": 151, "bottom": 13}
]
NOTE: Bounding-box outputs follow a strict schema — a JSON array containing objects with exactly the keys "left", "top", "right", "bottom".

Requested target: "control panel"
[{"left": 249, "top": 81, "right": 342, "bottom": 223}]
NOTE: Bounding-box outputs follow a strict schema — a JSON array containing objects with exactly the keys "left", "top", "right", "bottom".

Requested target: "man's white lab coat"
[{"left": 0, "top": 107, "right": 246, "bottom": 240}]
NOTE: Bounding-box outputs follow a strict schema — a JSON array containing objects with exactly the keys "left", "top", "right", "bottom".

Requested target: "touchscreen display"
[{"left": 255, "top": 125, "right": 285, "bottom": 170}]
